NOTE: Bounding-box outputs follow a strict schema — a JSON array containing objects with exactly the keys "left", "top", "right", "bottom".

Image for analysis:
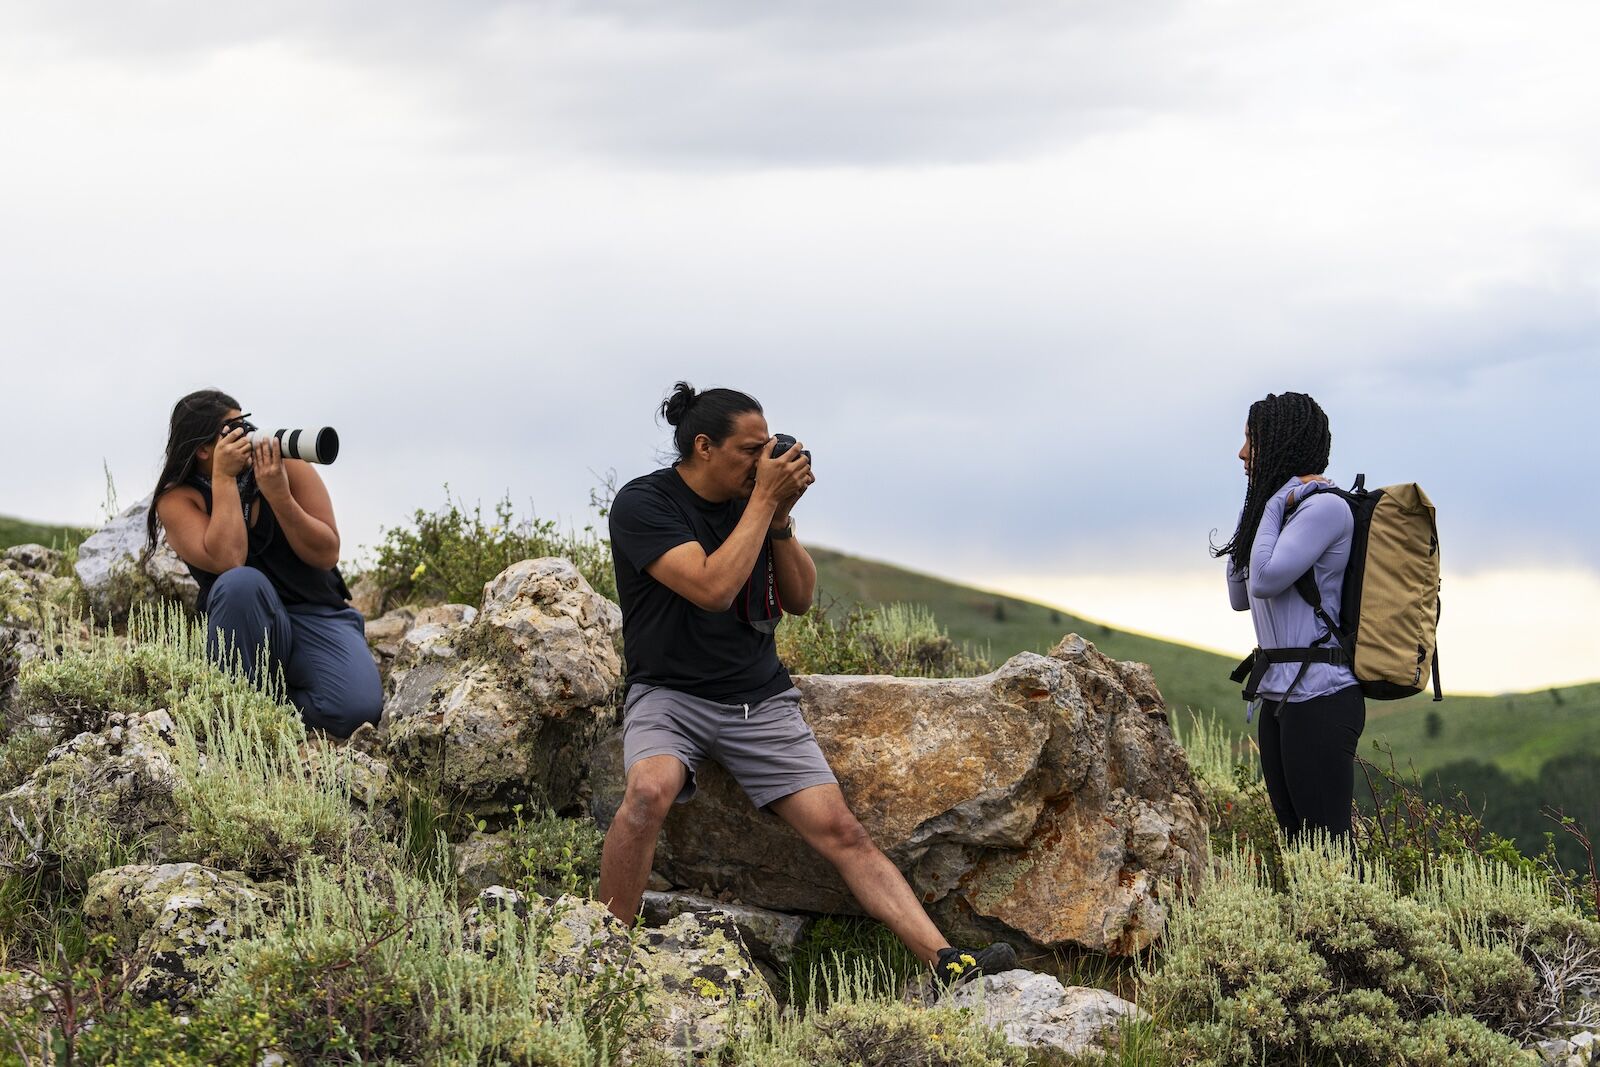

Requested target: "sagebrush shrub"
[
  {"left": 16, "top": 607, "right": 301, "bottom": 747},
  {"left": 1141, "top": 838, "right": 1546, "bottom": 1066}
]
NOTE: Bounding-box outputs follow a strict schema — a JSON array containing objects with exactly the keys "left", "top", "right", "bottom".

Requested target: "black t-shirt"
[{"left": 609, "top": 467, "right": 792, "bottom": 705}]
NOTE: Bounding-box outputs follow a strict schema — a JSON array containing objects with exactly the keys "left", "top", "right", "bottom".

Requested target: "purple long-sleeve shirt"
[{"left": 1227, "top": 477, "right": 1358, "bottom": 702}]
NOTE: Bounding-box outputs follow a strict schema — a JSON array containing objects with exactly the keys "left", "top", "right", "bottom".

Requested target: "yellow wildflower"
[{"left": 410, "top": 561, "right": 427, "bottom": 582}]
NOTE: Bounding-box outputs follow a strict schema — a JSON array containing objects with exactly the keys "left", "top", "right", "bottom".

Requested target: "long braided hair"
[{"left": 1212, "top": 391, "right": 1332, "bottom": 574}]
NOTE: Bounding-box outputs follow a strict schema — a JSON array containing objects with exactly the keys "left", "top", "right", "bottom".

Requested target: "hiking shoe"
[{"left": 936, "top": 943, "right": 1018, "bottom": 986}]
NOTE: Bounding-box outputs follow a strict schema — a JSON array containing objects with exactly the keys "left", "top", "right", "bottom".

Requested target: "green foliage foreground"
[{"left": 4, "top": 498, "right": 1597, "bottom": 1064}]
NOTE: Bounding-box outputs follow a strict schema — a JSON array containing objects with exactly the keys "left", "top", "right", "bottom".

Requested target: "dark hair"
[
  {"left": 1212, "top": 391, "right": 1332, "bottom": 574},
  {"left": 145, "top": 389, "right": 241, "bottom": 556},
  {"left": 659, "top": 381, "right": 763, "bottom": 463}
]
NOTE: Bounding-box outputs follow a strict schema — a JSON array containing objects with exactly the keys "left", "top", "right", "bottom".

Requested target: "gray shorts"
[{"left": 622, "top": 684, "right": 838, "bottom": 810}]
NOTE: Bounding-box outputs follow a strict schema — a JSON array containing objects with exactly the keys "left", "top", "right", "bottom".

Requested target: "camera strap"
[{"left": 735, "top": 539, "right": 784, "bottom": 634}]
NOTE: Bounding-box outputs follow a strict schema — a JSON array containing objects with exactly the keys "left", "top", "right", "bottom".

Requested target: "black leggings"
[{"left": 1258, "top": 684, "right": 1366, "bottom": 842}]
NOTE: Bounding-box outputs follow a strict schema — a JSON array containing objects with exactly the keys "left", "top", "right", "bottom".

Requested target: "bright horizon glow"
[{"left": 973, "top": 565, "right": 1600, "bottom": 696}]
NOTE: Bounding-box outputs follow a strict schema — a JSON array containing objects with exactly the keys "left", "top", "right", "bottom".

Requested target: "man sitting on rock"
[{"left": 599, "top": 381, "right": 1016, "bottom": 985}]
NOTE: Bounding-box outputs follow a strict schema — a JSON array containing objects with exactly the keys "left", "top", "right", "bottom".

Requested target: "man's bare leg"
[
  {"left": 598, "top": 755, "right": 688, "bottom": 924},
  {"left": 769, "top": 784, "right": 948, "bottom": 964}
]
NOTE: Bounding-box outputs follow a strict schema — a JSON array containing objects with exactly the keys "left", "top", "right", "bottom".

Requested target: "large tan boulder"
[
  {"left": 592, "top": 635, "right": 1206, "bottom": 957},
  {"left": 383, "top": 559, "right": 621, "bottom": 814}
]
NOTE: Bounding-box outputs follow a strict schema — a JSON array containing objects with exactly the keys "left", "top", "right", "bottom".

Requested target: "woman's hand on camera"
[
  {"left": 212, "top": 427, "right": 253, "bottom": 479},
  {"left": 255, "top": 436, "right": 291, "bottom": 503}
]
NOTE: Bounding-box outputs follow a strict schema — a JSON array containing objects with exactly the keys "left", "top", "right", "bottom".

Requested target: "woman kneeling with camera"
[{"left": 147, "top": 389, "right": 382, "bottom": 737}]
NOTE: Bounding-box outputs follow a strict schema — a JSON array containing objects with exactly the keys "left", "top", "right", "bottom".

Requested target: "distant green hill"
[
  {"left": 810, "top": 546, "right": 1600, "bottom": 781},
  {"left": 0, "top": 514, "right": 91, "bottom": 552}
]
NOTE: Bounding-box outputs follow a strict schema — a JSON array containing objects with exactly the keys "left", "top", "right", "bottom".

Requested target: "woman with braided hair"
[{"left": 1216, "top": 392, "right": 1363, "bottom": 841}]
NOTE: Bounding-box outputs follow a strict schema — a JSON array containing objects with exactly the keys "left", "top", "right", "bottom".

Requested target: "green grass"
[
  {"left": 809, "top": 547, "right": 1600, "bottom": 782},
  {"left": 0, "top": 513, "right": 92, "bottom": 552}
]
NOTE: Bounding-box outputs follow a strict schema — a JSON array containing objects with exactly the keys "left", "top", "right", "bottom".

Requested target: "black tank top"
[{"left": 184, "top": 476, "right": 351, "bottom": 612}]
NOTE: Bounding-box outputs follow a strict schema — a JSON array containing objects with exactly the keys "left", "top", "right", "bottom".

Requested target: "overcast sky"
[{"left": 1, "top": 2, "right": 1596, "bottom": 692}]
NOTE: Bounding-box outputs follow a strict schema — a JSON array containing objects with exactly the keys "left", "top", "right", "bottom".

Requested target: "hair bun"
[{"left": 660, "top": 381, "right": 698, "bottom": 426}]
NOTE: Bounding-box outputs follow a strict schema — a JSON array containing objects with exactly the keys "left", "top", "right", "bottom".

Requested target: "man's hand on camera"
[
  {"left": 754, "top": 438, "right": 813, "bottom": 512},
  {"left": 771, "top": 466, "right": 815, "bottom": 529},
  {"left": 255, "top": 436, "right": 291, "bottom": 503},
  {"left": 213, "top": 427, "right": 253, "bottom": 479}
]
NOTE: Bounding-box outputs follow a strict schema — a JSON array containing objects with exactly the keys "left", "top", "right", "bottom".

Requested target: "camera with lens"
[
  {"left": 771, "top": 434, "right": 811, "bottom": 465},
  {"left": 222, "top": 414, "right": 341, "bottom": 465}
]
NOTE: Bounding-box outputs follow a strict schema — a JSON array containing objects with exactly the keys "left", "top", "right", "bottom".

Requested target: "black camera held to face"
[
  {"left": 222, "top": 414, "right": 341, "bottom": 465},
  {"left": 771, "top": 434, "right": 812, "bottom": 466}
]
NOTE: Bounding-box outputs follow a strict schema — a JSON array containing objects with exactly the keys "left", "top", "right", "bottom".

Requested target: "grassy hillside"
[
  {"left": 0, "top": 513, "right": 91, "bottom": 552},
  {"left": 810, "top": 546, "right": 1600, "bottom": 781}
]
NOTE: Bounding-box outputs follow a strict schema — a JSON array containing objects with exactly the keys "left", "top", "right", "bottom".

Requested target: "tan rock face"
[
  {"left": 592, "top": 635, "right": 1206, "bottom": 956},
  {"left": 383, "top": 559, "right": 621, "bottom": 814}
]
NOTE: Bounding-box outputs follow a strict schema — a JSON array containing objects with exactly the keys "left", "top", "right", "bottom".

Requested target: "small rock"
[
  {"left": 2, "top": 710, "right": 184, "bottom": 867},
  {"left": 943, "top": 970, "right": 1145, "bottom": 1056},
  {"left": 641, "top": 890, "right": 810, "bottom": 967},
  {"left": 3, "top": 544, "right": 60, "bottom": 573},
  {"left": 453, "top": 831, "right": 517, "bottom": 900},
  {"left": 347, "top": 574, "right": 385, "bottom": 618}
]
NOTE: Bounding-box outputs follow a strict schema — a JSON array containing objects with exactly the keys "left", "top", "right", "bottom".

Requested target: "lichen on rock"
[
  {"left": 383, "top": 558, "right": 621, "bottom": 815},
  {"left": 83, "top": 862, "right": 272, "bottom": 1005}
]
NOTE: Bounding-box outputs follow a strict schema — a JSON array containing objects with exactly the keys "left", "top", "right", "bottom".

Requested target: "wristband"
[{"left": 770, "top": 517, "right": 796, "bottom": 541}]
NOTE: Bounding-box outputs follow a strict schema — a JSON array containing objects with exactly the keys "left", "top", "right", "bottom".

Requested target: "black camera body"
[{"left": 771, "top": 434, "right": 812, "bottom": 465}]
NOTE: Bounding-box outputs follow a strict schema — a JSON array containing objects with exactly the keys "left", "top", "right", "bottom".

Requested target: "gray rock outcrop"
[
  {"left": 641, "top": 890, "right": 810, "bottom": 970},
  {"left": 945, "top": 970, "right": 1145, "bottom": 1055},
  {"left": 464, "top": 885, "right": 772, "bottom": 1053},
  {"left": 383, "top": 559, "right": 620, "bottom": 815},
  {"left": 592, "top": 635, "right": 1207, "bottom": 957},
  {"left": 1, "top": 544, "right": 77, "bottom": 721},
  {"left": 83, "top": 862, "right": 271, "bottom": 1004},
  {"left": 366, "top": 603, "right": 476, "bottom": 680},
  {"left": 2, "top": 709, "right": 185, "bottom": 866},
  {"left": 74, "top": 497, "right": 199, "bottom": 621}
]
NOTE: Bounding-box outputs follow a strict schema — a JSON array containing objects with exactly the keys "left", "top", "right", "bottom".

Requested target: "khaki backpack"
[{"left": 1232, "top": 475, "right": 1442, "bottom": 704}]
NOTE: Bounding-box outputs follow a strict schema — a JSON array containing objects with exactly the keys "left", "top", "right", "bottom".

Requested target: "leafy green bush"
[
  {"left": 777, "top": 601, "right": 988, "bottom": 678},
  {"left": 499, "top": 804, "right": 606, "bottom": 900},
  {"left": 46, "top": 1001, "right": 277, "bottom": 1067},
  {"left": 364, "top": 490, "right": 617, "bottom": 610}
]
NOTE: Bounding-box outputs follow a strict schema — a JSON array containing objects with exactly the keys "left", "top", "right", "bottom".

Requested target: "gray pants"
[
  {"left": 205, "top": 567, "right": 383, "bottom": 738},
  {"left": 622, "top": 683, "right": 838, "bottom": 810}
]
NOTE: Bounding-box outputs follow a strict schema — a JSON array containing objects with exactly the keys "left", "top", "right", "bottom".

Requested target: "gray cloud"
[
  {"left": 1, "top": 0, "right": 1597, "bottom": 598},
  {"left": 9, "top": 0, "right": 1204, "bottom": 166}
]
